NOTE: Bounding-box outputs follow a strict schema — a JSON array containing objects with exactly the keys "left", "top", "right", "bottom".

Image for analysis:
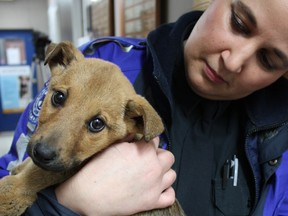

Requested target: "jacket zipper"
[
  {"left": 245, "top": 122, "right": 287, "bottom": 215},
  {"left": 154, "top": 72, "right": 173, "bottom": 151}
]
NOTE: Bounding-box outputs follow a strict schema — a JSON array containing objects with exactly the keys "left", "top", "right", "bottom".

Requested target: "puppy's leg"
[
  {"left": 0, "top": 158, "right": 73, "bottom": 216},
  {"left": 0, "top": 174, "right": 37, "bottom": 216}
]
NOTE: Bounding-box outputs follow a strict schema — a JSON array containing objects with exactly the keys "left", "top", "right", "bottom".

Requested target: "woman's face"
[{"left": 184, "top": 0, "right": 288, "bottom": 100}]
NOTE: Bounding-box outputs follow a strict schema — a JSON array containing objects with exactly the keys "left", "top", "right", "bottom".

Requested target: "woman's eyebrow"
[{"left": 236, "top": 1, "right": 257, "bottom": 28}]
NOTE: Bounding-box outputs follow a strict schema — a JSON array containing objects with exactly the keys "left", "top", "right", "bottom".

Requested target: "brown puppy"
[{"left": 0, "top": 42, "right": 185, "bottom": 216}]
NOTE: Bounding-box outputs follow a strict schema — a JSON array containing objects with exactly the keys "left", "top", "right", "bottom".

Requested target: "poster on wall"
[{"left": 0, "top": 66, "right": 32, "bottom": 114}]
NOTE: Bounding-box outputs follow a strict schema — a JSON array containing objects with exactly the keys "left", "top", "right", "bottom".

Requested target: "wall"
[
  {"left": 81, "top": 0, "right": 195, "bottom": 39},
  {"left": 166, "top": 0, "right": 195, "bottom": 22},
  {"left": 0, "top": 0, "right": 49, "bottom": 35},
  {"left": 48, "top": 0, "right": 73, "bottom": 43},
  {"left": 0, "top": 0, "right": 199, "bottom": 46},
  {"left": 48, "top": 0, "right": 83, "bottom": 45}
]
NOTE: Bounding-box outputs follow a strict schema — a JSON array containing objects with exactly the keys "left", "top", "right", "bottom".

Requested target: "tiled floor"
[{"left": 0, "top": 131, "right": 14, "bottom": 156}]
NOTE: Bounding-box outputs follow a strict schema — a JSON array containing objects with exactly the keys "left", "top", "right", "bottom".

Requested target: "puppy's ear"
[
  {"left": 44, "top": 41, "right": 84, "bottom": 71},
  {"left": 125, "top": 95, "right": 164, "bottom": 142}
]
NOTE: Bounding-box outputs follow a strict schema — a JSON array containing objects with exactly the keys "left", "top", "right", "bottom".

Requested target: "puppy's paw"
[{"left": 0, "top": 175, "right": 37, "bottom": 216}]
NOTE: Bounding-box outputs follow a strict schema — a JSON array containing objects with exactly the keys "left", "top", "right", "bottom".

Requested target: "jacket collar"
[
  {"left": 245, "top": 77, "right": 288, "bottom": 130},
  {"left": 146, "top": 11, "right": 203, "bottom": 118}
]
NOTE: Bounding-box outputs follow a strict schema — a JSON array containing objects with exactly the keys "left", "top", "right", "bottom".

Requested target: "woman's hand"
[{"left": 55, "top": 137, "right": 176, "bottom": 216}]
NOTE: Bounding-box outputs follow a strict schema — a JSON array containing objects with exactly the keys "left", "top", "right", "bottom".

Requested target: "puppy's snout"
[{"left": 33, "top": 143, "right": 57, "bottom": 164}]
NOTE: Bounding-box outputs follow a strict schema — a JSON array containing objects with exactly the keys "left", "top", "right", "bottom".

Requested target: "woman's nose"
[{"left": 221, "top": 43, "right": 256, "bottom": 73}]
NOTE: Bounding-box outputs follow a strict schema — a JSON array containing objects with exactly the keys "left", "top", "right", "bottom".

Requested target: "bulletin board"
[
  {"left": 122, "top": 0, "right": 161, "bottom": 38},
  {"left": 0, "top": 29, "right": 35, "bottom": 132}
]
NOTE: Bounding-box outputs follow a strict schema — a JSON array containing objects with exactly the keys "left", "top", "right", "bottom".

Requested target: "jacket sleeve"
[
  {"left": 0, "top": 82, "right": 49, "bottom": 178},
  {"left": 263, "top": 150, "right": 288, "bottom": 216},
  {"left": 23, "top": 187, "right": 79, "bottom": 216},
  {"left": 0, "top": 104, "right": 31, "bottom": 177}
]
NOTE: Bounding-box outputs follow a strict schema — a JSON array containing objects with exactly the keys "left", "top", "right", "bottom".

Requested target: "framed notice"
[
  {"left": 0, "top": 29, "right": 35, "bottom": 132},
  {"left": 0, "top": 66, "right": 32, "bottom": 113}
]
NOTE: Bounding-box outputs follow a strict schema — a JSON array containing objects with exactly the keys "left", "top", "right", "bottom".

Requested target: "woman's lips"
[{"left": 204, "top": 63, "right": 226, "bottom": 84}]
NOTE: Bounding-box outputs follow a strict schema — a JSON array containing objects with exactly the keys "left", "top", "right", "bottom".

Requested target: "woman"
[{"left": 1, "top": 0, "right": 288, "bottom": 215}]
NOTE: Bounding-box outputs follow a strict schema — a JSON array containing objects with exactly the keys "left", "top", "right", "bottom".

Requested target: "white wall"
[
  {"left": 71, "top": 0, "right": 83, "bottom": 44},
  {"left": 48, "top": 0, "right": 82, "bottom": 45},
  {"left": 48, "top": 0, "right": 61, "bottom": 42},
  {"left": 48, "top": 0, "right": 73, "bottom": 43},
  {"left": 81, "top": 0, "right": 92, "bottom": 37},
  {"left": 0, "top": 0, "right": 49, "bottom": 35}
]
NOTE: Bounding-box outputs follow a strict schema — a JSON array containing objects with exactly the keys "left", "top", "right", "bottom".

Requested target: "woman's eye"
[
  {"left": 231, "top": 10, "right": 251, "bottom": 35},
  {"left": 88, "top": 117, "right": 105, "bottom": 133},
  {"left": 51, "top": 91, "right": 66, "bottom": 106},
  {"left": 257, "top": 49, "right": 274, "bottom": 71}
]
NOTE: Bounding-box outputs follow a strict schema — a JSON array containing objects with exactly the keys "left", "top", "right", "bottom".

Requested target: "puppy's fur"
[{"left": 0, "top": 42, "right": 185, "bottom": 216}]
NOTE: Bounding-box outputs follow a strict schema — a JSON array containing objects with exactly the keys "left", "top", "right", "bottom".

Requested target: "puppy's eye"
[
  {"left": 88, "top": 118, "right": 105, "bottom": 132},
  {"left": 51, "top": 91, "right": 66, "bottom": 106}
]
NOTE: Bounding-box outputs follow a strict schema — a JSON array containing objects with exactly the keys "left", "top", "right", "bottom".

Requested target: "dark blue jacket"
[{"left": 1, "top": 11, "right": 288, "bottom": 216}]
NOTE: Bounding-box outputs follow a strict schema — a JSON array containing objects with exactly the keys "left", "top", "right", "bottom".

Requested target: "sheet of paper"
[{"left": 6, "top": 47, "right": 21, "bottom": 65}]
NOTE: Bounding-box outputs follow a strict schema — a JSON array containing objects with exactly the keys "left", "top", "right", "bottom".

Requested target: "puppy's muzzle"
[
  {"left": 33, "top": 143, "right": 56, "bottom": 164},
  {"left": 28, "top": 142, "right": 64, "bottom": 171}
]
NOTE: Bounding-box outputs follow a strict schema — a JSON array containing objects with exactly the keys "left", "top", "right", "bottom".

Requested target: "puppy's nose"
[{"left": 33, "top": 142, "right": 56, "bottom": 164}]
